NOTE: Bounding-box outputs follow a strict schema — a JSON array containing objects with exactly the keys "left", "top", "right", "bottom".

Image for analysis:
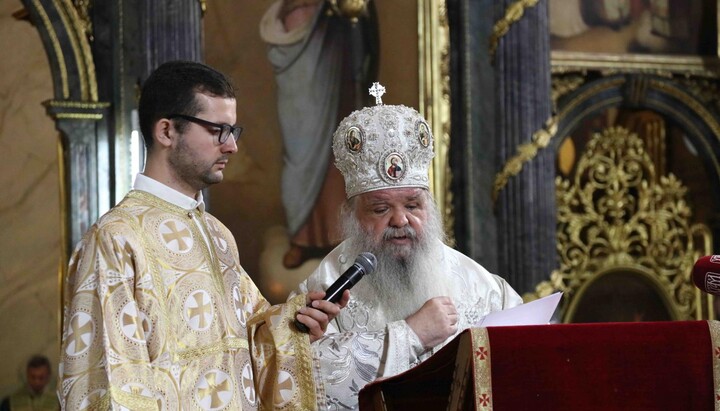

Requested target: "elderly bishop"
[{"left": 292, "top": 84, "right": 523, "bottom": 409}]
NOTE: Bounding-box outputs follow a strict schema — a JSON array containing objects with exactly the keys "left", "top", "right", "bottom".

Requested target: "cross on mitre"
[{"left": 369, "top": 82, "right": 385, "bottom": 105}]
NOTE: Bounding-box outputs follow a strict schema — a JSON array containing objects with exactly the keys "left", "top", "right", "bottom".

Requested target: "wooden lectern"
[{"left": 359, "top": 321, "right": 719, "bottom": 410}]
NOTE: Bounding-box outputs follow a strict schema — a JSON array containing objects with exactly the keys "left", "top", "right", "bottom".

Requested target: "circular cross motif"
[
  {"left": 158, "top": 218, "right": 194, "bottom": 254},
  {"left": 195, "top": 369, "right": 234, "bottom": 410},
  {"left": 204, "top": 217, "right": 228, "bottom": 253},
  {"left": 241, "top": 363, "right": 257, "bottom": 406},
  {"left": 121, "top": 382, "right": 154, "bottom": 402},
  {"left": 110, "top": 365, "right": 179, "bottom": 410},
  {"left": 416, "top": 121, "right": 431, "bottom": 147},
  {"left": 79, "top": 389, "right": 107, "bottom": 410},
  {"left": 66, "top": 312, "right": 95, "bottom": 356},
  {"left": 273, "top": 369, "right": 296, "bottom": 408},
  {"left": 183, "top": 290, "right": 215, "bottom": 331},
  {"left": 382, "top": 152, "right": 405, "bottom": 181},
  {"left": 232, "top": 285, "right": 249, "bottom": 327},
  {"left": 120, "top": 302, "right": 152, "bottom": 343},
  {"left": 345, "top": 126, "right": 364, "bottom": 153}
]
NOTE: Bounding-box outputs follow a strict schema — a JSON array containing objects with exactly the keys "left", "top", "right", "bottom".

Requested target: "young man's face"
[
  {"left": 167, "top": 93, "right": 238, "bottom": 195},
  {"left": 27, "top": 366, "right": 50, "bottom": 394}
]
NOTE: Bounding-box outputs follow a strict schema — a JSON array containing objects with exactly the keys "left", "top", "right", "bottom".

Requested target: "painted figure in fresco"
[
  {"left": 550, "top": 0, "right": 706, "bottom": 55},
  {"left": 260, "top": 0, "right": 378, "bottom": 268},
  {"left": 57, "top": 61, "right": 348, "bottom": 410},
  {"left": 291, "top": 85, "right": 523, "bottom": 409}
]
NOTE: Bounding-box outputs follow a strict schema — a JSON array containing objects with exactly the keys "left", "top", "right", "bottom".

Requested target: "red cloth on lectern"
[
  {"left": 358, "top": 321, "right": 715, "bottom": 410},
  {"left": 487, "top": 321, "right": 713, "bottom": 410}
]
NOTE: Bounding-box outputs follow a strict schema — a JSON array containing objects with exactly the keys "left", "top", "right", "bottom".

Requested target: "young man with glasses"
[{"left": 58, "top": 61, "right": 348, "bottom": 410}]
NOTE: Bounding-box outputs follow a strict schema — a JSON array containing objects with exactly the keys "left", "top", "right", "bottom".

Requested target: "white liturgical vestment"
[{"left": 292, "top": 240, "right": 523, "bottom": 409}]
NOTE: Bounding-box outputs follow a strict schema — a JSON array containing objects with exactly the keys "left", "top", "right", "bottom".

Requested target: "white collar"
[{"left": 133, "top": 173, "right": 205, "bottom": 212}]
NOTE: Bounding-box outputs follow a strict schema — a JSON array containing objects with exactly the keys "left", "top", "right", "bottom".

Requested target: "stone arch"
[{"left": 21, "top": 0, "right": 109, "bottom": 257}]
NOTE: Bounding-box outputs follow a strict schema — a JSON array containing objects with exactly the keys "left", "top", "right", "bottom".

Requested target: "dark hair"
[
  {"left": 138, "top": 60, "right": 235, "bottom": 150},
  {"left": 27, "top": 355, "right": 51, "bottom": 372}
]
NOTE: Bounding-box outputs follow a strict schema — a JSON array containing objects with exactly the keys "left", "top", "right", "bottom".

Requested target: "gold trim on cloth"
[
  {"left": 83, "top": 391, "right": 111, "bottom": 411},
  {"left": 471, "top": 328, "right": 493, "bottom": 410},
  {"left": 708, "top": 320, "right": 720, "bottom": 411},
  {"left": 176, "top": 337, "right": 249, "bottom": 362},
  {"left": 110, "top": 385, "right": 159, "bottom": 410}
]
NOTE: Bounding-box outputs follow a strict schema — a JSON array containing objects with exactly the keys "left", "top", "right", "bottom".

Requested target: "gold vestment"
[{"left": 58, "top": 191, "right": 317, "bottom": 410}]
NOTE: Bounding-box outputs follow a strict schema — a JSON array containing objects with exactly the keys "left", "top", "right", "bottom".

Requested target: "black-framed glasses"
[{"left": 168, "top": 114, "right": 243, "bottom": 144}]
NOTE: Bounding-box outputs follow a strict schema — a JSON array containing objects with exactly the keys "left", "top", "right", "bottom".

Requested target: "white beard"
[{"left": 341, "top": 198, "right": 455, "bottom": 323}]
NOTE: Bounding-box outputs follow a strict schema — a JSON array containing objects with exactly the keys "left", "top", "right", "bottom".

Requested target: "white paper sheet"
[{"left": 474, "top": 292, "right": 563, "bottom": 327}]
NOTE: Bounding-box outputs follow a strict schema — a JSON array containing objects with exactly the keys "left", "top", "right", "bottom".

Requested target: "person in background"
[
  {"left": 1, "top": 355, "right": 58, "bottom": 411},
  {"left": 292, "top": 83, "right": 523, "bottom": 409},
  {"left": 57, "top": 61, "right": 348, "bottom": 410}
]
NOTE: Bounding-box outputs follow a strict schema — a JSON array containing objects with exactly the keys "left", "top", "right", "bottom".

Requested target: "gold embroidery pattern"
[
  {"left": 240, "top": 359, "right": 259, "bottom": 406},
  {"left": 527, "top": 126, "right": 713, "bottom": 320},
  {"left": 60, "top": 191, "right": 318, "bottom": 409},
  {"left": 83, "top": 389, "right": 110, "bottom": 411},
  {"left": 62, "top": 370, "right": 108, "bottom": 410},
  {"left": 472, "top": 328, "right": 493, "bottom": 410},
  {"left": 111, "top": 363, "right": 180, "bottom": 409},
  {"left": 112, "top": 204, "right": 174, "bottom": 351},
  {"left": 109, "top": 385, "right": 160, "bottom": 410},
  {"left": 196, "top": 369, "right": 234, "bottom": 409},
  {"left": 62, "top": 293, "right": 102, "bottom": 376},
  {"left": 177, "top": 338, "right": 249, "bottom": 362},
  {"left": 105, "top": 289, "right": 155, "bottom": 360},
  {"left": 247, "top": 294, "right": 318, "bottom": 410}
]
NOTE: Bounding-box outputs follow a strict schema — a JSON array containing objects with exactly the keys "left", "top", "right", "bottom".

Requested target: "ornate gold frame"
[
  {"left": 419, "top": 0, "right": 453, "bottom": 240},
  {"left": 551, "top": 51, "right": 720, "bottom": 78},
  {"left": 538, "top": 6, "right": 720, "bottom": 320},
  {"left": 531, "top": 126, "right": 714, "bottom": 321}
]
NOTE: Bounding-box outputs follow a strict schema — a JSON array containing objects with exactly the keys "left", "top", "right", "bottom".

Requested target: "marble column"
[{"left": 46, "top": 103, "right": 109, "bottom": 254}]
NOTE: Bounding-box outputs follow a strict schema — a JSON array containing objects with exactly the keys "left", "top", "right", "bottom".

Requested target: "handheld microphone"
[
  {"left": 295, "top": 252, "right": 377, "bottom": 333},
  {"left": 691, "top": 255, "right": 720, "bottom": 296}
]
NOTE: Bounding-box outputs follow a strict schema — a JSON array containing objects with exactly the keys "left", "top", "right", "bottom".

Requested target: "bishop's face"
[
  {"left": 354, "top": 187, "right": 429, "bottom": 259},
  {"left": 168, "top": 93, "right": 238, "bottom": 195}
]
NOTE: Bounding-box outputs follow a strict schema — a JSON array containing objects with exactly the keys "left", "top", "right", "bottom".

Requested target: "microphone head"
[
  {"left": 356, "top": 252, "right": 377, "bottom": 274},
  {"left": 692, "top": 255, "right": 720, "bottom": 296}
]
